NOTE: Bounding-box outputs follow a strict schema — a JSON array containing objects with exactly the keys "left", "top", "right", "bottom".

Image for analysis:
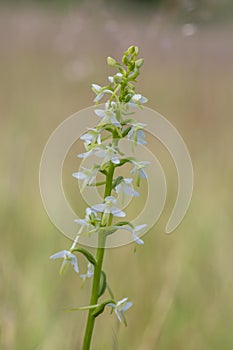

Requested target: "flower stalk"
[{"left": 50, "top": 45, "right": 149, "bottom": 349}]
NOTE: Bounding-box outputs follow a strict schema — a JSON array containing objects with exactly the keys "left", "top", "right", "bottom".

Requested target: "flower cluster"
[{"left": 50, "top": 46, "right": 149, "bottom": 335}]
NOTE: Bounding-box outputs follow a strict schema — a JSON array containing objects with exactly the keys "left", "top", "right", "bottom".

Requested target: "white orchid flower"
[
  {"left": 50, "top": 250, "right": 79, "bottom": 275},
  {"left": 107, "top": 298, "right": 133, "bottom": 326},
  {"left": 72, "top": 165, "right": 100, "bottom": 192}
]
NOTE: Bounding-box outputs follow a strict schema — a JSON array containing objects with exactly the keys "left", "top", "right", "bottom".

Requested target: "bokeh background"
[{"left": 1, "top": 0, "right": 233, "bottom": 349}]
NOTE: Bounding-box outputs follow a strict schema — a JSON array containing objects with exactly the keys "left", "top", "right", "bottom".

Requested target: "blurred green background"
[{"left": 1, "top": 0, "right": 233, "bottom": 349}]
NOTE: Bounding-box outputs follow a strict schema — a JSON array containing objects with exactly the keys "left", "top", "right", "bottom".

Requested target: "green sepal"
[
  {"left": 98, "top": 226, "right": 119, "bottom": 236},
  {"left": 124, "top": 94, "right": 133, "bottom": 103},
  {"left": 112, "top": 176, "right": 124, "bottom": 189},
  {"left": 98, "top": 271, "right": 107, "bottom": 298},
  {"left": 115, "top": 221, "right": 133, "bottom": 228},
  {"left": 71, "top": 248, "right": 96, "bottom": 266},
  {"left": 122, "top": 126, "right": 132, "bottom": 137},
  {"left": 114, "top": 126, "right": 123, "bottom": 138},
  {"left": 92, "top": 299, "right": 114, "bottom": 318},
  {"left": 99, "top": 168, "right": 108, "bottom": 176}
]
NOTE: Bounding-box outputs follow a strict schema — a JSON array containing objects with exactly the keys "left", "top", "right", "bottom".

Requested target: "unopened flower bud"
[
  {"left": 135, "top": 58, "right": 144, "bottom": 68},
  {"left": 127, "top": 45, "right": 135, "bottom": 55},
  {"left": 122, "top": 55, "right": 128, "bottom": 65},
  {"left": 134, "top": 46, "right": 139, "bottom": 55},
  {"left": 107, "top": 56, "right": 117, "bottom": 67}
]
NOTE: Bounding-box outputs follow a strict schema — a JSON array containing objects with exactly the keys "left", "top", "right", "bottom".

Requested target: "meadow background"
[{"left": 1, "top": 0, "right": 233, "bottom": 349}]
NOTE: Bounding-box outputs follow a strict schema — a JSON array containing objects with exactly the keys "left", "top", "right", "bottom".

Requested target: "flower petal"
[
  {"left": 50, "top": 250, "right": 67, "bottom": 259},
  {"left": 72, "top": 172, "right": 86, "bottom": 180},
  {"left": 92, "top": 204, "right": 106, "bottom": 212},
  {"left": 71, "top": 256, "right": 79, "bottom": 273}
]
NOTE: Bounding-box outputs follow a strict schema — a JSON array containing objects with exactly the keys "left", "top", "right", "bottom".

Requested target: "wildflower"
[
  {"left": 80, "top": 128, "right": 101, "bottom": 149},
  {"left": 74, "top": 208, "right": 99, "bottom": 233},
  {"left": 91, "top": 84, "right": 102, "bottom": 93},
  {"left": 77, "top": 149, "right": 95, "bottom": 159},
  {"left": 72, "top": 165, "right": 100, "bottom": 192},
  {"left": 108, "top": 76, "right": 114, "bottom": 83},
  {"left": 95, "top": 145, "right": 120, "bottom": 166},
  {"left": 92, "top": 196, "right": 125, "bottom": 225},
  {"left": 93, "top": 89, "right": 113, "bottom": 103},
  {"left": 94, "top": 109, "right": 121, "bottom": 127},
  {"left": 131, "top": 94, "right": 148, "bottom": 104},
  {"left": 113, "top": 73, "right": 123, "bottom": 84},
  {"left": 107, "top": 298, "right": 133, "bottom": 326},
  {"left": 124, "top": 224, "right": 147, "bottom": 245},
  {"left": 130, "top": 160, "right": 150, "bottom": 186},
  {"left": 115, "top": 178, "right": 139, "bottom": 197},
  {"left": 127, "top": 123, "right": 147, "bottom": 146},
  {"left": 50, "top": 250, "right": 79, "bottom": 274}
]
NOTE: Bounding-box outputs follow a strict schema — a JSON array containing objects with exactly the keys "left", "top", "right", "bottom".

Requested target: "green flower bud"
[
  {"left": 107, "top": 56, "right": 117, "bottom": 67},
  {"left": 122, "top": 55, "right": 129, "bottom": 65},
  {"left": 135, "top": 58, "right": 144, "bottom": 68},
  {"left": 128, "top": 62, "right": 135, "bottom": 71},
  {"left": 128, "top": 68, "right": 139, "bottom": 80},
  {"left": 134, "top": 46, "right": 139, "bottom": 55},
  {"left": 127, "top": 45, "right": 135, "bottom": 55}
]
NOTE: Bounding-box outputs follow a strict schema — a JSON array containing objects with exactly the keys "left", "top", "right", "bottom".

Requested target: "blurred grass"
[{"left": 0, "top": 3, "right": 233, "bottom": 350}]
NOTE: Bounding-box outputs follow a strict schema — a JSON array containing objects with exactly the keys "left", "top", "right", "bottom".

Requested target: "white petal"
[
  {"left": 74, "top": 219, "right": 86, "bottom": 225},
  {"left": 121, "top": 301, "right": 133, "bottom": 312},
  {"left": 80, "top": 133, "right": 92, "bottom": 142},
  {"left": 86, "top": 208, "right": 93, "bottom": 216},
  {"left": 72, "top": 172, "right": 86, "bottom": 180},
  {"left": 139, "top": 169, "right": 147, "bottom": 178},
  {"left": 114, "top": 310, "right": 122, "bottom": 323},
  {"left": 139, "top": 96, "right": 148, "bottom": 103},
  {"left": 92, "top": 84, "right": 102, "bottom": 92},
  {"left": 105, "top": 196, "right": 116, "bottom": 203},
  {"left": 95, "top": 149, "right": 106, "bottom": 158},
  {"left": 94, "top": 93, "right": 104, "bottom": 103},
  {"left": 123, "top": 185, "right": 139, "bottom": 197},
  {"left": 78, "top": 150, "right": 93, "bottom": 159},
  {"left": 117, "top": 298, "right": 128, "bottom": 306},
  {"left": 124, "top": 178, "right": 133, "bottom": 184},
  {"left": 135, "top": 224, "right": 147, "bottom": 232},
  {"left": 71, "top": 256, "right": 79, "bottom": 273},
  {"left": 111, "top": 157, "right": 120, "bottom": 164},
  {"left": 92, "top": 204, "right": 106, "bottom": 212},
  {"left": 94, "top": 109, "right": 105, "bottom": 118},
  {"left": 50, "top": 250, "right": 67, "bottom": 259},
  {"left": 110, "top": 207, "right": 126, "bottom": 217},
  {"left": 130, "top": 168, "right": 136, "bottom": 175},
  {"left": 132, "top": 234, "right": 144, "bottom": 245}
]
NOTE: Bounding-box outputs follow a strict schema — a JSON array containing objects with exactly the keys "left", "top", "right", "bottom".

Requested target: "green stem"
[{"left": 82, "top": 164, "right": 114, "bottom": 350}]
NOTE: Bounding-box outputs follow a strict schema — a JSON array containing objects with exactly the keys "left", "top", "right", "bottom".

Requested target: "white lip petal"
[{"left": 132, "top": 234, "right": 144, "bottom": 245}]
